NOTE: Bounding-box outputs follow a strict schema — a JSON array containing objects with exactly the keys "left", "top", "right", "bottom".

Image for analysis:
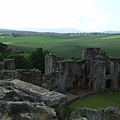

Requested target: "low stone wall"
[
  {"left": 70, "top": 107, "right": 120, "bottom": 120},
  {"left": 0, "top": 69, "right": 42, "bottom": 87}
]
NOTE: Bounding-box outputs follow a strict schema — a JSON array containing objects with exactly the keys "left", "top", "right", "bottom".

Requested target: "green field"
[
  {"left": 67, "top": 92, "right": 120, "bottom": 119},
  {"left": 0, "top": 34, "right": 120, "bottom": 58}
]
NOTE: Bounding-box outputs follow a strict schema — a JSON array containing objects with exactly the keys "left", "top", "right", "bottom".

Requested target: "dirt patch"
[
  {"left": 8, "top": 46, "right": 23, "bottom": 54},
  {"left": 66, "top": 86, "right": 93, "bottom": 100}
]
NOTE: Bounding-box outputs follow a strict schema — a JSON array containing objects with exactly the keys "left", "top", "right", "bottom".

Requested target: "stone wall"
[
  {"left": 16, "top": 69, "right": 42, "bottom": 86},
  {"left": 0, "top": 79, "right": 67, "bottom": 120},
  {"left": 0, "top": 48, "right": 120, "bottom": 95},
  {"left": 45, "top": 48, "right": 120, "bottom": 94},
  {"left": 0, "top": 59, "right": 15, "bottom": 71},
  {"left": 70, "top": 107, "right": 120, "bottom": 120},
  {"left": 0, "top": 69, "right": 42, "bottom": 86},
  {"left": 45, "top": 54, "right": 62, "bottom": 75}
]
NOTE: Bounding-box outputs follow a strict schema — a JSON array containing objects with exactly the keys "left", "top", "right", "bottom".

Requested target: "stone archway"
[{"left": 106, "top": 79, "right": 112, "bottom": 89}]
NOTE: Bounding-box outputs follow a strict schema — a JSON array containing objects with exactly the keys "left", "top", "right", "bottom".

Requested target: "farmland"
[{"left": 0, "top": 34, "right": 120, "bottom": 59}]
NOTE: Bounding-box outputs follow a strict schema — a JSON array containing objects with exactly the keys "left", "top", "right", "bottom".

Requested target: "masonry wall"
[
  {"left": 0, "top": 69, "right": 42, "bottom": 87},
  {"left": 0, "top": 59, "right": 15, "bottom": 71},
  {"left": 56, "top": 60, "right": 87, "bottom": 89},
  {"left": 70, "top": 107, "right": 120, "bottom": 120},
  {"left": 45, "top": 54, "right": 62, "bottom": 75},
  {"left": 45, "top": 48, "right": 120, "bottom": 94},
  {"left": 0, "top": 48, "right": 120, "bottom": 95}
]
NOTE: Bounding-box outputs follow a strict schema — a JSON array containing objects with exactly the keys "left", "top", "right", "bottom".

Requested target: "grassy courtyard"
[{"left": 67, "top": 92, "right": 120, "bottom": 119}]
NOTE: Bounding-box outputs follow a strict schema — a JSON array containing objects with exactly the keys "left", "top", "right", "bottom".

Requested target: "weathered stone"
[
  {"left": 70, "top": 107, "right": 120, "bottom": 120},
  {"left": 0, "top": 59, "right": 15, "bottom": 72},
  {"left": 0, "top": 101, "right": 58, "bottom": 120},
  {"left": 45, "top": 48, "right": 120, "bottom": 94},
  {"left": 1, "top": 48, "right": 120, "bottom": 95},
  {"left": 0, "top": 79, "right": 67, "bottom": 120},
  {"left": 0, "top": 69, "right": 42, "bottom": 86}
]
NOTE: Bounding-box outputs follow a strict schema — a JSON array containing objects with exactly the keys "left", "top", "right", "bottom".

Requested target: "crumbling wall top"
[{"left": 83, "top": 47, "right": 109, "bottom": 61}]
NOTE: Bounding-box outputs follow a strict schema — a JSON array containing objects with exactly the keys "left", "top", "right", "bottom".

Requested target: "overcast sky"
[{"left": 0, "top": 0, "right": 120, "bottom": 32}]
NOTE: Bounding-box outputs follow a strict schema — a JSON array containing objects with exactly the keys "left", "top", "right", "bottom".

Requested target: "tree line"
[{"left": 0, "top": 42, "right": 49, "bottom": 73}]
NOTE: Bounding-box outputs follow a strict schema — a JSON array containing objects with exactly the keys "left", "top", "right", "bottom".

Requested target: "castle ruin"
[
  {"left": 0, "top": 48, "right": 120, "bottom": 94},
  {"left": 0, "top": 48, "right": 120, "bottom": 119},
  {"left": 45, "top": 48, "right": 120, "bottom": 94}
]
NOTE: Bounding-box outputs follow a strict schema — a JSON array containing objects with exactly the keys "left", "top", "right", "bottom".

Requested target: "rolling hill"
[{"left": 0, "top": 34, "right": 120, "bottom": 59}]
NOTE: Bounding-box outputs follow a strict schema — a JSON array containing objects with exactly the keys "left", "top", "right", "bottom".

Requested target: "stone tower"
[
  {"left": 4, "top": 59, "right": 15, "bottom": 70},
  {"left": 45, "top": 54, "right": 62, "bottom": 75}
]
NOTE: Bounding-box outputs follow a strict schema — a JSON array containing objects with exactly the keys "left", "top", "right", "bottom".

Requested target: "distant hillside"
[
  {"left": 16, "top": 28, "right": 80, "bottom": 33},
  {"left": 103, "top": 30, "right": 120, "bottom": 34},
  {"left": 0, "top": 28, "right": 80, "bottom": 36},
  {"left": 0, "top": 28, "right": 40, "bottom": 36}
]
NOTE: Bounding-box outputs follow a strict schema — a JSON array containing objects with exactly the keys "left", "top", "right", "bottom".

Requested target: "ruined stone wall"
[
  {"left": 92, "top": 59, "right": 120, "bottom": 92},
  {"left": 0, "top": 59, "right": 15, "bottom": 71},
  {"left": 56, "top": 60, "right": 87, "bottom": 90},
  {"left": 0, "top": 70, "right": 15, "bottom": 79},
  {"left": 83, "top": 47, "right": 109, "bottom": 60},
  {"left": 110, "top": 58, "right": 120, "bottom": 88},
  {"left": 0, "top": 69, "right": 42, "bottom": 87},
  {"left": 4, "top": 59, "right": 15, "bottom": 70},
  {"left": 0, "top": 48, "right": 120, "bottom": 95},
  {"left": 70, "top": 107, "right": 120, "bottom": 120},
  {"left": 45, "top": 48, "right": 111, "bottom": 93},
  {"left": 45, "top": 54, "right": 62, "bottom": 75},
  {"left": 43, "top": 59, "right": 87, "bottom": 94},
  {"left": 17, "top": 69, "right": 42, "bottom": 86},
  {"left": 42, "top": 73, "right": 67, "bottom": 94},
  {"left": 42, "top": 74, "right": 57, "bottom": 91},
  {"left": 83, "top": 48, "right": 120, "bottom": 92}
]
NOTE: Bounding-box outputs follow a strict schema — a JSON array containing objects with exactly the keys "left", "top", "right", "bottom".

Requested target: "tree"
[
  {"left": 0, "top": 42, "right": 11, "bottom": 62},
  {"left": 8, "top": 55, "right": 33, "bottom": 69},
  {"left": 30, "top": 48, "right": 49, "bottom": 73},
  {"left": 12, "top": 33, "right": 17, "bottom": 37},
  {"left": 0, "top": 42, "right": 11, "bottom": 53}
]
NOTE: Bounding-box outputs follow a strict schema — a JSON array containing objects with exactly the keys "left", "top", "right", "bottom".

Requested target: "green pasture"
[
  {"left": 0, "top": 34, "right": 120, "bottom": 58},
  {"left": 67, "top": 92, "right": 120, "bottom": 119}
]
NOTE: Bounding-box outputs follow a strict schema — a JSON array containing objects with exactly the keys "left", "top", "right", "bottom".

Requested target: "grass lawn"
[
  {"left": 0, "top": 34, "right": 120, "bottom": 58},
  {"left": 67, "top": 92, "right": 120, "bottom": 119}
]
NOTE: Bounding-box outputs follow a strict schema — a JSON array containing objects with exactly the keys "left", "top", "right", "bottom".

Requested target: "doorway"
[{"left": 106, "top": 79, "right": 112, "bottom": 89}]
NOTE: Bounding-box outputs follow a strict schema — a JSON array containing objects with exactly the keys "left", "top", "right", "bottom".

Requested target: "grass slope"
[
  {"left": 0, "top": 34, "right": 120, "bottom": 58},
  {"left": 67, "top": 92, "right": 120, "bottom": 119}
]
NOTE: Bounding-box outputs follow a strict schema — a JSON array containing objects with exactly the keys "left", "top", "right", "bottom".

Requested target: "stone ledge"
[{"left": 0, "top": 79, "right": 67, "bottom": 120}]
